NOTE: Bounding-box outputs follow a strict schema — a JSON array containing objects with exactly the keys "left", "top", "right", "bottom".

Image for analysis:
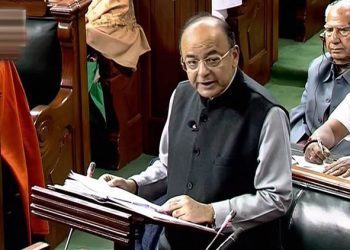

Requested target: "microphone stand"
[
  {"left": 215, "top": 227, "right": 244, "bottom": 250},
  {"left": 205, "top": 210, "right": 236, "bottom": 250}
]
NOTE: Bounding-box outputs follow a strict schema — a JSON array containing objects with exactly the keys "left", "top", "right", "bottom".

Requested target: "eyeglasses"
[
  {"left": 324, "top": 25, "right": 350, "bottom": 37},
  {"left": 181, "top": 48, "right": 232, "bottom": 71}
]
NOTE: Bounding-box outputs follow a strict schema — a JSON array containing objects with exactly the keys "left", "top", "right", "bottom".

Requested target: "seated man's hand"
[
  {"left": 324, "top": 156, "right": 350, "bottom": 177},
  {"left": 98, "top": 174, "right": 137, "bottom": 193},
  {"left": 304, "top": 141, "right": 330, "bottom": 164},
  {"left": 161, "top": 195, "right": 214, "bottom": 225}
]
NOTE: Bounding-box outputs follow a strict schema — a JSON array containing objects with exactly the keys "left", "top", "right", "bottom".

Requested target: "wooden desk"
[
  {"left": 292, "top": 165, "right": 350, "bottom": 196},
  {"left": 30, "top": 184, "right": 217, "bottom": 249},
  {"left": 31, "top": 186, "right": 144, "bottom": 249}
]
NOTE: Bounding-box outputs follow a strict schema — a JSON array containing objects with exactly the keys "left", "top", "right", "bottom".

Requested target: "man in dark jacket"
[{"left": 100, "top": 14, "right": 292, "bottom": 250}]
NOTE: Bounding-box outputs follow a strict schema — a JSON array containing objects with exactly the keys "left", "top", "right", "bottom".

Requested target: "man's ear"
[
  {"left": 231, "top": 44, "right": 240, "bottom": 62},
  {"left": 320, "top": 31, "right": 326, "bottom": 42},
  {"left": 232, "top": 45, "right": 239, "bottom": 55}
]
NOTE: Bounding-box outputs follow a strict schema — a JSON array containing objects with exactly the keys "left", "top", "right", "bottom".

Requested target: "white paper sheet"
[
  {"left": 55, "top": 171, "right": 216, "bottom": 233},
  {"left": 292, "top": 155, "right": 325, "bottom": 173}
]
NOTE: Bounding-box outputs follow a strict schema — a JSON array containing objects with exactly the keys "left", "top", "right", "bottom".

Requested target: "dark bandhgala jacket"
[{"left": 165, "top": 69, "right": 287, "bottom": 250}]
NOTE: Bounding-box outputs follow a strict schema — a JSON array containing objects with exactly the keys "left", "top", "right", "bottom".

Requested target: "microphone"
[
  {"left": 187, "top": 120, "right": 199, "bottom": 131},
  {"left": 216, "top": 227, "right": 244, "bottom": 250},
  {"left": 205, "top": 209, "right": 236, "bottom": 250}
]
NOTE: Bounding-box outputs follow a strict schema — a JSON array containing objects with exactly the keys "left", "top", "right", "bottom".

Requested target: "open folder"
[{"left": 49, "top": 171, "right": 216, "bottom": 234}]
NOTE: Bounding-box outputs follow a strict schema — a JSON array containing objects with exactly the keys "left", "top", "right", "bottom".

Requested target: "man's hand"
[
  {"left": 324, "top": 156, "right": 350, "bottom": 177},
  {"left": 98, "top": 174, "right": 137, "bottom": 193},
  {"left": 304, "top": 141, "right": 330, "bottom": 164},
  {"left": 161, "top": 195, "right": 214, "bottom": 225}
]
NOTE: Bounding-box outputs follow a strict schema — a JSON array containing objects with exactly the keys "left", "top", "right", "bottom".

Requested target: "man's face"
[
  {"left": 180, "top": 21, "right": 239, "bottom": 99},
  {"left": 325, "top": 5, "right": 350, "bottom": 65}
]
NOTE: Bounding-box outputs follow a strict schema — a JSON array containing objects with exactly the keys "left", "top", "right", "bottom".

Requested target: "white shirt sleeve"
[
  {"left": 211, "top": 107, "right": 293, "bottom": 231},
  {"left": 329, "top": 93, "right": 350, "bottom": 132}
]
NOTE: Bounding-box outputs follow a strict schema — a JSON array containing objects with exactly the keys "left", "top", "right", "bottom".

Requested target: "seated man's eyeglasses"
[
  {"left": 181, "top": 48, "right": 232, "bottom": 71},
  {"left": 324, "top": 25, "right": 350, "bottom": 37}
]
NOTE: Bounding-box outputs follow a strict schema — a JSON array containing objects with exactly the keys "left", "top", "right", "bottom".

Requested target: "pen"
[
  {"left": 87, "top": 162, "right": 96, "bottom": 178},
  {"left": 317, "top": 139, "right": 325, "bottom": 157}
]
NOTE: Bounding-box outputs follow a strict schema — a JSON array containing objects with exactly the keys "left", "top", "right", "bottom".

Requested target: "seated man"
[
  {"left": 100, "top": 13, "right": 292, "bottom": 250},
  {"left": 304, "top": 92, "right": 350, "bottom": 177},
  {"left": 290, "top": 0, "right": 350, "bottom": 155}
]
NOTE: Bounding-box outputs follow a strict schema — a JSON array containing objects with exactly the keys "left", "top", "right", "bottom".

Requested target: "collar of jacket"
[
  {"left": 322, "top": 54, "right": 350, "bottom": 84},
  {"left": 199, "top": 68, "right": 248, "bottom": 109}
]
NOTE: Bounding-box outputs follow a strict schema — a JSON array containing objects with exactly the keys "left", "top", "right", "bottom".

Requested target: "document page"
[
  {"left": 292, "top": 155, "right": 325, "bottom": 173},
  {"left": 70, "top": 171, "right": 160, "bottom": 209},
  {"left": 53, "top": 171, "right": 215, "bottom": 233}
]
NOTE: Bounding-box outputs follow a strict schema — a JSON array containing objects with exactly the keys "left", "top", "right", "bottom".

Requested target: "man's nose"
[
  {"left": 329, "top": 29, "right": 341, "bottom": 41},
  {"left": 197, "top": 60, "right": 210, "bottom": 76}
]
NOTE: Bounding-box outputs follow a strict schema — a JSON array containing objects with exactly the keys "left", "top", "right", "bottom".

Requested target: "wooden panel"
[
  {"left": 292, "top": 165, "right": 350, "bottom": 195},
  {"left": 280, "top": 0, "right": 330, "bottom": 42},
  {"left": 227, "top": 0, "right": 273, "bottom": 84},
  {"left": 151, "top": 0, "right": 182, "bottom": 118},
  {"left": 31, "top": 186, "right": 137, "bottom": 250},
  {"left": 137, "top": 0, "right": 211, "bottom": 154},
  {"left": 272, "top": 0, "right": 279, "bottom": 63},
  {"left": 50, "top": 0, "right": 91, "bottom": 175},
  {"left": 43, "top": 3, "right": 91, "bottom": 245},
  {"left": 298, "top": 0, "right": 330, "bottom": 42},
  {"left": 98, "top": 56, "right": 143, "bottom": 168}
]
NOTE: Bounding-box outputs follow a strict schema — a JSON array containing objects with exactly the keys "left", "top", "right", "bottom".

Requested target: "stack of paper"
[{"left": 51, "top": 171, "right": 216, "bottom": 234}]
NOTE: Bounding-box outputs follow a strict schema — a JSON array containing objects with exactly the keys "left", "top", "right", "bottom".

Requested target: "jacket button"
[
  {"left": 187, "top": 182, "right": 193, "bottom": 190},
  {"left": 193, "top": 148, "right": 200, "bottom": 156},
  {"left": 200, "top": 113, "right": 208, "bottom": 122}
]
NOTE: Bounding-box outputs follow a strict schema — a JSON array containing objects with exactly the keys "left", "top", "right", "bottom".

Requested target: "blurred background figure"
[
  {"left": 86, "top": 0, "right": 150, "bottom": 70},
  {"left": 0, "top": 9, "right": 26, "bottom": 60}
]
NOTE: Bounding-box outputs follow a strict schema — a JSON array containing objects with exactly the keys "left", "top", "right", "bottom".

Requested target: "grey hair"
[{"left": 325, "top": 0, "right": 350, "bottom": 22}]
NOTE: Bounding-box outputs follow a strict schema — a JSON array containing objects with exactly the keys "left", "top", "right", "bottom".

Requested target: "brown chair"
[{"left": 0, "top": 0, "right": 91, "bottom": 248}]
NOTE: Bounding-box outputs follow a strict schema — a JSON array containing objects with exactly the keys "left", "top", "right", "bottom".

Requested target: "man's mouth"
[
  {"left": 198, "top": 80, "right": 214, "bottom": 86},
  {"left": 330, "top": 47, "right": 343, "bottom": 52}
]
